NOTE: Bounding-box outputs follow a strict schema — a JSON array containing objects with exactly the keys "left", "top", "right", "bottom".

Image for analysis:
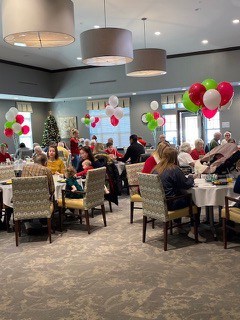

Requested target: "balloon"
[
  {"left": 91, "top": 122, "right": 96, "bottom": 128},
  {"left": 90, "top": 116, "right": 95, "bottom": 123},
  {"left": 189, "top": 83, "right": 206, "bottom": 106},
  {"left": 219, "top": 98, "right": 233, "bottom": 111},
  {"left": 12, "top": 122, "right": 22, "bottom": 133},
  {"left": 17, "top": 131, "right": 23, "bottom": 136},
  {"left": 150, "top": 100, "right": 159, "bottom": 110},
  {"left": 145, "top": 112, "right": 154, "bottom": 122},
  {"left": 105, "top": 105, "right": 115, "bottom": 117},
  {"left": 110, "top": 115, "right": 119, "bottom": 126},
  {"left": 217, "top": 82, "right": 234, "bottom": 106},
  {"left": 162, "top": 117, "right": 166, "bottom": 126},
  {"left": 85, "top": 114, "right": 90, "bottom": 119},
  {"left": 109, "top": 95, "right": 119, "bottom": 108},
  {"left": 21, "top": 125, "right": 30, "bottom": 134},
  {"left": 202, "top": 79, "right": 218, "bottom": 90},
  {"left": 157, "top": 117, "right": 164, "bottom": 126},
  {"left": 4, "top": 128, "right": 13, "bottom": 137},
  {"left": 182, "top": 91, "right": 199, "bottom": 113},
  {"left": 153, "top": 111, "right": 160, "bottom": 119},
  {"left": 114, "top": 107, "right": 124, "bottom": 120},
  {"left": 203, "top": 89, "right": 221, "bottom": 110},
  {"left": 9, "top": 107, "right": 19, "bottom": 117},
  {"left": 147, "top": 119, "right": 158, "bottom": 131},
  {"left": 81, "top": 117, "right": 85, "bottom": 123},
  {"left": 202, "top": 106, "right": 218, "bottom": 119},
  {"left": 4, "top": 121, "right": 14, "bottom": 128},
  {"left": 15, "top": 114, "right": 24, "bottom": 124},
  {"left": 84, "top": 118, "right": 91, "bottom": 125},
  {"left": 5, "top": 110, "right": 15, "bottom": 122},
  {"left": 95, "top": 117, "right": 100, "bottom": 123}
]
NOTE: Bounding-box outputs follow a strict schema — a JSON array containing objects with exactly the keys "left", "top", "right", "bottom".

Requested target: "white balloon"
[
  {"left": 203, "top": 89, "right": 221, "bottom": 110},
  {"left": 108, "top": 95, "right": 119, "bottom": 108},
  {"left": 105, "top": 105, "right": 115, "bottom": 117},
  {"left": 157, "top": 117, "right": 164, "bottom": 127},
  {"left": 114, "top": 107, "right": 124, "bottom": 120},
  {"left": 81, "top": 117, "right": 85, "bottom": 123},
  {"left": 219, "top": 99, "right": 233, "bottom": 111},
  {"left": 150, "top": 100, "right": 159, "bottom": 110},
  {"left": 5, "top": 110, "right": 15, "bottom": 122},
  {"left": 9, "top": 107, "right": 18, "bottom": 117},
  {"left": 12, "top": 122, "right": 22, "bottom": 133},
  {"left": 90, "top": 116, "right": 95, "bottom": 123}
]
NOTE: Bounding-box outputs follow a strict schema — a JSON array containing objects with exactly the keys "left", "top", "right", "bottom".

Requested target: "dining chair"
[
  {"left": 12, "top": 176, "right": 54, "bottom": 246},
  {"left": 138, "top": 173, "right": 198, "bottom": 251},
  {"left": 57, "top": 167, "right": 107, "bottom": 234},
  {"left": 221, "top": 196, "right": 240, "bottom": 249},
  {"left": 125, "top": 163, "right": 144, "bottom": 223}
]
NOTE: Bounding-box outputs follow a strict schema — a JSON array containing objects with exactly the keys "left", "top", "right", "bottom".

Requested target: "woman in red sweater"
[
  {"left": 142, "top": 142, "right": 170, "bottom": 174},
  {"left": 190, "top": 138, "right": 205, "bottom": 160},
  {"left": 0, "top": 143, "right": 12, "bottom": 163},
  {"left": 70, "top": 129, "right": 80, "bottom": 169}
]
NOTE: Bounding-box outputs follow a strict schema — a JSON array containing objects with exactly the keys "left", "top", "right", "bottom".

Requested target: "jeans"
[{"left": 71, "top": 154, "right": 79, "bottom": 170}]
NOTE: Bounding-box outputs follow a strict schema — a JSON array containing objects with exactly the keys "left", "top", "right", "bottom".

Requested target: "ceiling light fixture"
[
  {"left": 154, "top": 31, "right": 161, "bottom": 36},
  {"left": 77, "top": 57, "right": 82, "bottom": 60},
  {"left": 232, "top": 19, "right": 239, "bottom": 24},
  {"left": 94, "top": 25, "right": 100, "bottom": 29},
  {"left": 2, "top": 0, "right": 75, "bottom": 48},
  {"left": 201, "top": 39, "right": 208, "bottom": 44},
  {"left": 126, "top": 18, "right": 167, "bottom": 77},
  {"left": 80, "top": 0, "right": 133, "bottom": 66}
]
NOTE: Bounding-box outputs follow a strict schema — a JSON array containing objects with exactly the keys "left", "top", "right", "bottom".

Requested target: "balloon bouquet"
[
  {"left": 105, "top": 95, "right": 124, "bottom": 126},
  {"left": 81, "top": 114, "right": 100, "bottom": 128},
  {"left": 182, "top": 79, "right": 234, "bottom": 119},
  {"left": 4, "top": 107, "right": 30, "bottom": 138}
]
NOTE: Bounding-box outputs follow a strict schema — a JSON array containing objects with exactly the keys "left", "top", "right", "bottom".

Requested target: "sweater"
[{"left": 47, "top": 158, "right": 65, "bottom": 174}]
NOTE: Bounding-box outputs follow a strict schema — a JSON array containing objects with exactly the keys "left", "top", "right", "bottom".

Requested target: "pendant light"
[
  {"left": 126, "top": 18, "right": 167, "bottom": 77},
  {"left": 80, "top": 0, "right": 133, "bottom": 66},
  {"left": 2, "top": 0, "right": 75, "bottom": 48}
]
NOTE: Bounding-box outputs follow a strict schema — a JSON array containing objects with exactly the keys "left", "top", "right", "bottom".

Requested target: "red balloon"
[
  {"left": 91, "top": 122, "right": 96, "bottom": 128},
  {"left": 22, "top": 125, "right": 30, "bottom": 134},
  {"left": 85, "top": 114, "right": 90, "bottom": 119},
  {"left": 110, "top": 115, "right": 119, "bottom": 126},
  {"left": 153, "top": 111, "right": 160, "bottom": 119},
  {"left": 15, "top": 114, "right": 24, "bottom": 124},
  {"left": 202, "top": 106, "right": 218, "bottom": 119},
  {"left": 162, "top": 117, "right": 166, "bottom": 125},
  {"left": 95, "top": 117, "right": 100, "bottom": 123},
  {"left": 4, "top": 128, "right": 13, "bottom": 137},
  {"left": 217, "top": 82, "right": 234, "bottom": 106},
  {"left": 189, "top": 83, "right": 206, "bottom": 106}
]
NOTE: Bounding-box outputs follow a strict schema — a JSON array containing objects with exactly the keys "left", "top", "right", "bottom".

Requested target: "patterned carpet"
[{"left": 1, "top": 197, "right": 240, "bottom": 320}]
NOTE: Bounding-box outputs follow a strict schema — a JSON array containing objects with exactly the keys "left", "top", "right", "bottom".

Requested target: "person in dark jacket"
[
  {"left": 65, "top": 166, "right": 83, "bottom": 199},
  {"left": 77, "top": 146, "right": 102, "bottom": 172},
  {"left": 118, "top": 134, "right": 145, "bottom": 164}
]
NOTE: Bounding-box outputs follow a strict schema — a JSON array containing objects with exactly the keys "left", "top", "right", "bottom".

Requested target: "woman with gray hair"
[
  {"left": 190, "top": 138, "right": 206, "bottom": 160},
  {"left": 178, "top": 142, "right": 195, "bottom": 168}
]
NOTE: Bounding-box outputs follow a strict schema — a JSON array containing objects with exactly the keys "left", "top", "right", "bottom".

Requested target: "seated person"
[
  {"left": 47, "top": 145, "right": 65, "bottom": 174},
  {"left": 33, "top": 145, "right": 45, "bottom": 159},
  {"left": 65, "top": 166, "right": 84, "bottom": 199},
  {"left": 190, "top": 139, "right": 205, "bottom": 160},
  {"left": 77, "top": 146, "right": 102, "bottom": 172},
  {"left": 76, "top": 159, "right": 93, "bottom": 178},
  {"left": 93, "top": 143, "right": 107, "bottom": 155},
  {"left": 137, "top": 136, "right": 147, "bottom": 147},
  {"left": 15, "top": 142, "right": 32, "bottom": 159},
  {"left": 142, "top": 142, "right": 170, "bottom": 174},
  {"left": 178, "top": 142, "right": 195, "bottom": 168},
  {"left": 57, "top": 142, "right": 70, "bottom": 159},
  {"left": 119, "top": 134, "right": 145, "bottom": 164},
  {"left": 90, "top": 139, "right": 97, "bottom": 151},
  {"left": 0, "top": 143, "right": 12, "bottom": 163},
  {"left": 105, "top": 142, "right": 123, "bottom": 159}
]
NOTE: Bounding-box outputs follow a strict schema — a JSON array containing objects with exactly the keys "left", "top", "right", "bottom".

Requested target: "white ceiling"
[{"left": 0, "top": 0, "right": 239, "bottom": 71}]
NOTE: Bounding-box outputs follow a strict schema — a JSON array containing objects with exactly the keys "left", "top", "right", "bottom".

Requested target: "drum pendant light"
[
  {"left": 80, "top": 0, "right": 133, "bottom": 66},
  {"left": 126, "top": 18, "right": 167, "bottom": 77},
  {"left": 2, "top": 0, "right": 75, "bottom": 48}
]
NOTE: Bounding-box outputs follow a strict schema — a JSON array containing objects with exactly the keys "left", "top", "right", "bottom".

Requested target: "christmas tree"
[{"left": 42, "top": 111, "right": 61, "bottom": 146}]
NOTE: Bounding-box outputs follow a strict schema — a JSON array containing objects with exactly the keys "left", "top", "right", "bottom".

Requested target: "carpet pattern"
[{"left": 1, "top": 197, "right": 240, "bottom": 320}]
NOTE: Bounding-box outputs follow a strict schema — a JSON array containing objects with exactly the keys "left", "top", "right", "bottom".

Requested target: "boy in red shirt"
[{"left": 76, "top": 159, "right": 93, "bottom": 178}]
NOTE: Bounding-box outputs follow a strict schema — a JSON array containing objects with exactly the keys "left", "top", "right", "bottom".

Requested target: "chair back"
[
  {"left": 12, "top": 176, "right": 52, "bottom": 221},
  {"left": 126, "top": 163, "right": 144, "bottom": 196},
  {"left": 19, "top": 149, "right": 33, "bottom": 160},
  {"left": 84, "top": 167, "right": 106, "bottom": 209},
  {"left": 139, "top": 153, "right": 151, "bottom": 163},
  {"left": 0, "top": 165, "right": 15, "bottom": 180},
  {"left": 138, "top": 173, "right": 168, "bottom": 221}
]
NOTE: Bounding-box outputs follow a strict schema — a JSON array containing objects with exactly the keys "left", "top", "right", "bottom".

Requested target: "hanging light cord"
[
  {"left": 142, "top": 17, "right": 147, "bottom": 48},
  {"left": 104, "top": 0, "right": 107, "bottom": 28}
]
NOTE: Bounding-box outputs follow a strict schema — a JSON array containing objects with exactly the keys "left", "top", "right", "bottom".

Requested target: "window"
[
  {"left": 163, "top": 114, "right": 177, "bottom": 145},
  {"left": 89, "top": 108, "right": 131, "bottom": 147},
  {"left": 18, "top": 112, "right": 33, "bottom": 148},
  {"left": 162, "top": 103, "right": 176, "bottom": 110},
  {"left": 204, "top": 111, "right": 220, "bottom": 143},
  {"left": 177, "top": 102, "right": 185, "bottom": 109}
]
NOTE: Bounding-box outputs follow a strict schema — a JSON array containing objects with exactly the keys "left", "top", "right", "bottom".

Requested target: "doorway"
[{"left": 177, "top": 111, "right": 203, "bottom": 146}]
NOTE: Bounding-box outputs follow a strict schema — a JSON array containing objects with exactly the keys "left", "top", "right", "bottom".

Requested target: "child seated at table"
[
  {"left": 76, "top": 159, "right": 93, "bottom": 178},
  {"left": 65, "top": 166, "right": 83, "bottom": 199}
]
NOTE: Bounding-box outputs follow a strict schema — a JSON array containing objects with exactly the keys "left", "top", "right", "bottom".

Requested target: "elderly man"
[
  {"left": 158, "top": 134, "right": 170, "bottom": 146},
  {"left": 209, "top": 132, "right": 222, "bottom": 150}
]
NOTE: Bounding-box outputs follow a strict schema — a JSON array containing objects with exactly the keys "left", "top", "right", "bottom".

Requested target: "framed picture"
[{"left": 57, "top": 116, "right": 77, "bottom": 139}]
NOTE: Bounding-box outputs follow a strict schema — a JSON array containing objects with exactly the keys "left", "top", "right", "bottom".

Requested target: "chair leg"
[
  {"left": 193, "top": 214, "right": 198, "bottom": 243},
  {"left": 85, "top": 210, "right": 91, "bottom": 234},
  {"left": 169, "top": 220, "right": 173, "bottom": 235},
  {"left": 18, "top": 220, "right": 21, "bottom": 237},
  {"left": 130, "top": 202, "right": 134, "bottom": 223},
  {"left": 163, "top": 221, "right": 169, "bottom": 251},
  {"left": 109, "top": 201, "right": 112, "bottom": 212},
  {"left": 47, "top": 218, "right": 52, "bottom": 244},
  {"left": 142, "top": 216, "right": 147, "bottom": 243},
  {"left": 101, "top": 204, "right": 107, "bottom": 227},
  {"left": 152, "top": 219, "right": 155, "bottom": 229},
  {"left": 59, "top": 207, "right": 63, "bottom": 232},
  {"left": 91, "top": 208, "right": 94, "bottom": 218},
  {"left": 78, "top": 210, "right": 82, "bottom": 224},
  {"left": 223, "top": 218, "right": 227, "bottom": 249},
  {"left": 15, "top": 220, "right": 19, "bottom": 247}
]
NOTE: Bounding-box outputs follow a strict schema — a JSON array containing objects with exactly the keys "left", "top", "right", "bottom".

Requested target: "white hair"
[
  {"left": 179, "top": 142, "right": 191, "bottom": 153},
  {"left": 84, "top": 139, "right": 90, "bottom": 146},
  {"left": 90, "top": 139, "right": 97, "bottom": 145},
  {"left": 194, "top": 138, "right": 204, "bottom": 148}
]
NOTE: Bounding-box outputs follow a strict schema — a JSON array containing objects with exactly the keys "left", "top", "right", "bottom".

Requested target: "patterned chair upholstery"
[
  {"left": 57, "top": 167, "right": 107, "bottom": 234},
  {"left": 221, "top": 196, "right": 240, "bottom": 249},
  {"left": 125, "top": 163, "right": 144, "bottom": 223},
  {"left": 12, "top": 176, "right": 54, "bottom": 246},
  {"left": 138, "top": 173, "right": 198, "bottom": 251}
]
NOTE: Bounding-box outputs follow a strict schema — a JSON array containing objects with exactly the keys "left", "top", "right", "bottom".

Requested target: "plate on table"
[
  {"left": 212, "top": 180, "right": 228, "bottom": 186},
  {"left": 57, "top": 179, "right": 66, "bottom": 183},
  {"left": 1, "top": 179, "right": 12, "bottom": 185}
]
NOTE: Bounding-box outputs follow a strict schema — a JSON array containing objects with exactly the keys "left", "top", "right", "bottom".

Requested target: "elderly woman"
[
  {"left": 178, "top": 142, "right": 195, "bottom": 168},
  {"left": 142, "top": 142, "right": 170, "bottom": 174},
  {"left": 221, "top": 131, "right": 232, "bottom": 145},
  {"left": 190, "top": 139, "right": 206, "bottom": 160}
]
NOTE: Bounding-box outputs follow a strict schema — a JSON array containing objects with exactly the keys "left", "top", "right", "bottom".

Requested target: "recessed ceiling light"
[
  {"left": 182, "top": 88, "right": 187, "bottom": 91},
  {"left": 94, "top": 25, "right": 100, "bottom": 29},
  {"left": 154, "top": 31, "right": 161, "bottom": 36},
  {"left": 238, "top": 82, "right": 240, "bottom": 86},
  {"left": 14, "top": 97, "right": 19, "bottom": 100},
  {"left": 88, "top": 96, "right": 92, "bottom": 99},
  {"left": 201, "top": 39, "right": 208, "bottom": 44},
  {"left": 232, "top": 19, "right": 239, "bottom": 24},
  {"left": 132, "top": 92, "right": 136, "bottom": 95},
  {"left": 77, "top": 57, "right": 82, "bottom": 60},
  {"left": 14, "top": 42, "right": 27, "bottom": 47}
]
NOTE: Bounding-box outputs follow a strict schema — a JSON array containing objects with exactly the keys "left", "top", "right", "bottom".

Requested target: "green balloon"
[
  {"left": 145, "top": 112, "right": 154, "bottom": 122},
  {"left": 17, "top": 131, "right": 23, "bottom": 136},
  {"left": 84, "top": 118, "right": 90, "bottom": 125},
  {"left": 147, "top": 119, "right": 158, "bottom": 131},
  {"left": 202, "top": 78, "right": 218, "bottom": 90},
  {"left": 182, "top": 91, "right": 199, "bottom": 113},
  {"left": 4, "top": 121, "right": 14, "bottom": 128}
]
